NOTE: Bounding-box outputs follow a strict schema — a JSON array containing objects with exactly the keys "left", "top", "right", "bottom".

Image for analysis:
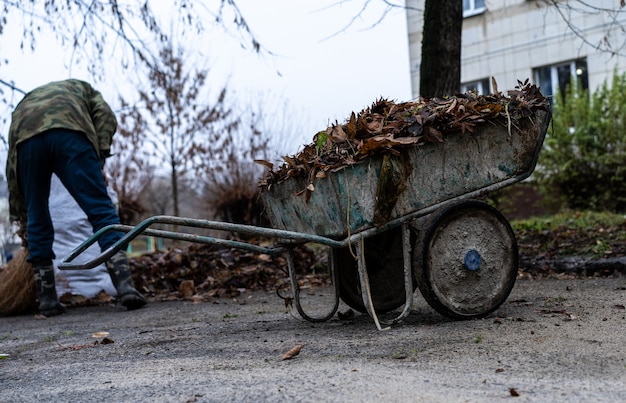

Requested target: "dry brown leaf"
[
  {"left": 358, "top": 134, "right": 394, "bottom": 156},
  {"left": 337, "top": 309, "right": 355, "bottom": 320},
  {"left": 346, "top": 112, "right": 357, "bottom": 139},
  {"left": 179, "top": 280, "right": 195, "bottom": 299},
  {"left": 492, "top": 76, "right": 499, "bottom": 94},
  {"left": 388, "top": 136, "right": 423, "bottom": 145},
  {"left": 446, "top": 98, "right": 457, "bottom": 114},
  {"left": 92, "top": 331, "right": 110, "bottom": 338},
  {"left": 59, "top": 293, "right": 89, "bottom": 306},
  {"left": 95, "top": 290, "right": 113, "bottom": 303},
  {"left": 254, "top": 159, "right": 274, "bottom": 170},
  {"left": 283, "top": 155, "right": 297, "bottom": 167},
  {"left": 366, "top": 113, "right": 384, "bottom": 134},
  {"left": 282, "top": 344, "right": 304, "bottom": 361},
  {"left": 328, "top": 125, "right": 347, "bottom": 142},
  {"left": 58, "top": 341, "right": 99, "bottom": 351},
  {"left": 256, "top": 254, "right": 271, "bottom": 262},
  {"left": 423, "top": 126, "right": 444, "bottom": 143}
]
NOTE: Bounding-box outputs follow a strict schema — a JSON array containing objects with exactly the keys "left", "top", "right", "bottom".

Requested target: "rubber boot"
[
  {"left": 33, "top": 265, "right": 65, "bottom": 317},
  {"left": 106, "top": 251, "right": 146, "bottom": 310}
]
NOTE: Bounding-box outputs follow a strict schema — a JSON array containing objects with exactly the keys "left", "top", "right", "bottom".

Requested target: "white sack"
[{"left": 50, "top": 174, "right": 117, "bottom": 297}]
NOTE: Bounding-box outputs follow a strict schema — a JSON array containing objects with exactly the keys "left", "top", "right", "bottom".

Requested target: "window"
[
  {"left": 463, "top": 0, "right": 486, "bottom": 17},
  {"left": 534, "top": 59, "right": 588, "bottom": 102},
  {"left": 461, "top": 78, "right": 490, "bottom": 95}
]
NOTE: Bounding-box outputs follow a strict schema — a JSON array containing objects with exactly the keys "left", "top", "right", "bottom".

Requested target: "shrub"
[{"left": 535, "top": 69, "right": 626, "bottom": 212}]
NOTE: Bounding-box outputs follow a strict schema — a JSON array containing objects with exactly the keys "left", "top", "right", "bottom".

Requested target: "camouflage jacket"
[{"left": 5, "top": 79, "right": 118, "bottom": 223}]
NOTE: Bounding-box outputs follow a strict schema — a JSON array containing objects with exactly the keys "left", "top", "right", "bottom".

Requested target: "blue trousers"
[{"left": 17, "top": 129, "right": 122, "bottom": 265}]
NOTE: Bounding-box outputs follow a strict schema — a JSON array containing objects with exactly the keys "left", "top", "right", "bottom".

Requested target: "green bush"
[{"left": 535, "top": 70, "right": 626, "bottom": 212}]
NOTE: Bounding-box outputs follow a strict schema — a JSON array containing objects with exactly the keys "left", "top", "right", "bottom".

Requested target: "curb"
[{"left": 520, "top": 256, "right": 626, "bottom": 277}]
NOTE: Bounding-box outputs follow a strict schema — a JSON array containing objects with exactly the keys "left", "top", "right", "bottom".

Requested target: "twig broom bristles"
[{"left": 0, "top": 248, "right": 37, "bottom": 316}]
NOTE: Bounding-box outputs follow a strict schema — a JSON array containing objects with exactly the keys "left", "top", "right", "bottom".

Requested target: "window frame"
[
  {"left": 463, "top": 0, "right": 486, "bottom": 18},
  {"left": 533, "top": 59, "right": 588, "bottom": 101},
  {"left": 461, "top": 78, "right": 491, "bottom": 95}
]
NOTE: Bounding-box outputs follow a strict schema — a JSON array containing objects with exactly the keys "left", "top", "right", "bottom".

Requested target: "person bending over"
[{"left": 6, "top": 79, "right": 146, "bottom": 316}]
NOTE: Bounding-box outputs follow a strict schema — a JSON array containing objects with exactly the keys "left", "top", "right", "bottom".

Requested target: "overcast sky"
[
  {"left": 227, "top": 1, "right": 413, "bottom": 132},
  {"left": 1, "top": 0, "right": 413, "bottom": 158}
]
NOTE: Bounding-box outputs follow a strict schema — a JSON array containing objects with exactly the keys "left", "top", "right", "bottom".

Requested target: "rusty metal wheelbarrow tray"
[{"left": 260, "top": 109, "right": 551, "bottom": 239}]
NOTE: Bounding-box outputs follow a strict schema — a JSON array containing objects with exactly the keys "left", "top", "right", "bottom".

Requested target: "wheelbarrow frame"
[{"left": 60, "top": 109, "right": 551, "bottom": 330}]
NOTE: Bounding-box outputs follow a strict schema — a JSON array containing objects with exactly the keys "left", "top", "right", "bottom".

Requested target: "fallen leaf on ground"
[
  {"left": 338, "top": 309, "right": 355, "bottom": 320},
  {"left": 509, "top": 299, "right": 533, "bottom": 306},
  {"left": 563, "top": 313, "right": 578, "bottom": 321},
  {"left": 179, "top": 280, "right": 195, "bottom": 299},
  {"left": 58, "top": 341, "right": 99, "bottom": 351},
  {"left": 95, "top": 290, "right": 113, "bottom": 303},
  {"left": 59, "top": 294, "right": 89, "bottom": 306},
  {"left": 537, "top": 308, "right": 567, "bottom": 314},
  {"left": 92, "top": 331, "right": 110, "bottom": 338},
  {"left": 282, "top": 344, "right": 304, "bottom": 361}
]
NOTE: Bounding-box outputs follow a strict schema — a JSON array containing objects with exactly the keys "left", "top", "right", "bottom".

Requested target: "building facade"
[{"left": 406, "top": 0, "right": 626, "bottom": 99}]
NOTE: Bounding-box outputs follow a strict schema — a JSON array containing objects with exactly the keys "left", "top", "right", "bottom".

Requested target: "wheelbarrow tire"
[
  {"left": 333, "top": 227, "right": 415, "bottom": 314},
  {"left": 413, "top": 200, "right": 518, "bottom": 320}
]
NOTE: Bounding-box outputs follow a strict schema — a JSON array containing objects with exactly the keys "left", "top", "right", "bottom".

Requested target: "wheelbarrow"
[{"left": 60, "top": 108, "right": 551, "bottom": 330}]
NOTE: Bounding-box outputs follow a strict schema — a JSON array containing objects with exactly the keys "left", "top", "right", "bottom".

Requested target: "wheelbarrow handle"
[{"left": 58, "top": 215, "right": 345, "bottom": 270}]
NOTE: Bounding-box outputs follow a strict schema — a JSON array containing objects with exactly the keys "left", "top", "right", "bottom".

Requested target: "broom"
[{"left": 0, "top": 248, "right": 37, "bottom": 316}]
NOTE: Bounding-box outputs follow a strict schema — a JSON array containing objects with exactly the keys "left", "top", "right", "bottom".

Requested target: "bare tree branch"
[
  {"left": 318, "top": 0, "right": 420, "bottom": 41},
  {"left": 0, "top": 0, "right": 265, "bottom": 85},
  {"left": 541, "top": 0, "right": 626, "bottom": 57}
]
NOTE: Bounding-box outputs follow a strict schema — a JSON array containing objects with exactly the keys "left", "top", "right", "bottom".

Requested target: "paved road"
[{"left": 1, "top": 276, "right": 625, "bottom": 402}]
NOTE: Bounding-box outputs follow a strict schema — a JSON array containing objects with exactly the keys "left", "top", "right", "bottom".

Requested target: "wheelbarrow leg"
[
  {"left": 357, "top": 223, "right": 414, "bottom": 330},
  {"left": 356, "top": 237, "right": 390, "bottom": 331},
  {"left": 384, "top": 222, "right": 414, "bottom": 325},
  {"left": 285, "top": 247, "right": 340, "bottom": 322}
]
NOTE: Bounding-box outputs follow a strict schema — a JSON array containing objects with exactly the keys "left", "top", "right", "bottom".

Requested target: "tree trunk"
[
  {"left": 171, "top": 159, "right": 180, "bottom": 234},
  {"left": 171, "top": 161, "right": 179, "bottom": 218},
  {"left": 419, "top": 0, "right": 463, "bottom": 98}
]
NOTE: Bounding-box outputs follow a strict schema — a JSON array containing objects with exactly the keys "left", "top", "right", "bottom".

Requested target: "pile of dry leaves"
[
  {"left": 127, "top": 242, "right": 328, "bottom": 302},
  {"left": 39, "top": 242, "right": 326, "bottom": 310},
  {"left": 258, "top": 79, "right": 549, "bottom": 189}
]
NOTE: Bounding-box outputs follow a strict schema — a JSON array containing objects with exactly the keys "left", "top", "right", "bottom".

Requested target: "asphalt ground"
[{"left": 1, "top": 275, "right": 625, "bottom": 402}]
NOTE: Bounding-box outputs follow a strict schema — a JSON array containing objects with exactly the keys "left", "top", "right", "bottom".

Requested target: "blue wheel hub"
[{"left": 464, "top": 249, "right": 481, "bottom": 271}]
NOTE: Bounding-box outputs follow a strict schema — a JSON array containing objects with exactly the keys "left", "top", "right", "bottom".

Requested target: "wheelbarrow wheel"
[
  {"left": 413, "top": 200, "right": 518, "bottom": 320},
  {"left": 333, "top": 227, "right": 415, "bottom": 314}
]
